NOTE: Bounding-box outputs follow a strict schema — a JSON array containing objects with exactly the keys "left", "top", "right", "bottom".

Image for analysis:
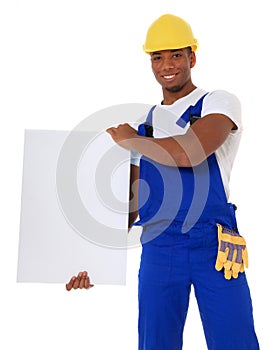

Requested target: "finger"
[
  {"left": 84, "top": 277, "right": 94, "bottom": 289},
  {"left": 79, "top": 276, "right": 85, "bottom": 289},
  {"left": 217, "top": 250, "right": 227, "bottom": 264},
  {"left": 232, "top": 262, "right": 241, "bottom": 279},
  {"left": 224, "top": 259, "right": 233, "bottom": 271},
  {"left": 240, "top": 263, "right": 245, "bottom": 273},
  {"left": 224, "top": 268, "right": 232, "bottom": 280},
  {"left": 242, "top": 248, "right": 249, "bottom": 268},
  {"left": 77, "top": 271, "right": 84, "bottom": 278},
  {"left": 232, "top": 270, "right": 239, "bottom": 279},
  {"left": 73, "top": 275, "right": 81, "bottom": 289},
  {"left": 106, "top": 127, "right": 115, "bottom": 135},
  {"left": 66, "top": 276, "right": 76, "bottom": 291},
  {"left": 84, "top": 277, "right": 89, "bottom": 289},
  {"left": 215, "top": 256, "right": 224, "bottom": 271},
  {"left": 79, "top": 271, "right": 88, "bottom": 289}
]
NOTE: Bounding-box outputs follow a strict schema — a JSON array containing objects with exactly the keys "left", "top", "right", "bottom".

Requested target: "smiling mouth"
[{"left": 162, "top": 74, "right": 176, "bottom": 81}]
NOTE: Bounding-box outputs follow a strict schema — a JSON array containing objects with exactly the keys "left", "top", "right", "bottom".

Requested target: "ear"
[{"left": 190, "top": 51, "right": 196, "bottom": 68}]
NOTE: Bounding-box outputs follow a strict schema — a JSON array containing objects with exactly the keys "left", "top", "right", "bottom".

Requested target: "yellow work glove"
[{"left": 215, "top": 224, "right": 248, "bottom": 280}]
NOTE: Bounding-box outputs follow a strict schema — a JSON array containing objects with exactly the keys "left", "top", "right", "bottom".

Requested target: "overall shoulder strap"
[
  {"left": 146, "top": 105, "right": 156, "bottom": 124},
  {"left": 138, "top": 93, "right": 208, "bottom": 137},
  {"left": 138, "top": 105, "right": 156, "bottom": 137},
  {"left": 176, "top": 93, "right": 208, "bottom": 128}
]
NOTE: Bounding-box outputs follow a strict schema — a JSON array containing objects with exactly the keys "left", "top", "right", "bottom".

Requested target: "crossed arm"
[{"left": 106, "top": 113, "right": 236, "bottom": 167}]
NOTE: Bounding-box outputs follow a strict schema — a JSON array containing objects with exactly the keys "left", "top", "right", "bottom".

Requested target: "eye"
[
  {"left": 173, "top": 53, "right": 182, "bottom": 58},
  {"left": 151, "top": 55, "right": 161, "bottom": 62}
]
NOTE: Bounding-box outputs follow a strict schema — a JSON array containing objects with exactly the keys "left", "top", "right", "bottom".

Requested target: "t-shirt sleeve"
[
  {"left": 130, "top": 149, "right": 141, "bottom": 166},
  {"left": 202, "top": 90, "right": 242, "bottom": 133}
]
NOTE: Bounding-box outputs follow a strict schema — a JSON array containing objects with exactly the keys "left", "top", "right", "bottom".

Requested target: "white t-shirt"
[{"left": 131, "top": 87, "right": 242, "bottom": 199}]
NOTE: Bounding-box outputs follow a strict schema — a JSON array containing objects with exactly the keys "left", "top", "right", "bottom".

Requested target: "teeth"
[{"left": 163, "top": 74, "right": 175, "bottom": 79}]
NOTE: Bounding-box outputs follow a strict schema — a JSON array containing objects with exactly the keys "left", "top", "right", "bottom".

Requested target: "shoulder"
[
  {"left": 204, "top": 90, "right": 241, "bottom": 111},
  {"left": 202, "top": 90, "right": 242, "bottom": 132}
]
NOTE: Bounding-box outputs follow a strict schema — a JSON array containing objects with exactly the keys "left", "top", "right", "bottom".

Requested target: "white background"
[{"left": 1, "top": 0, "right": 265, "bottom": 349}]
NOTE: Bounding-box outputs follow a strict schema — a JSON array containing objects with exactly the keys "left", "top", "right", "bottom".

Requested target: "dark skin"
[
  {"left": 66, "top": 271, "right": 94, "bottom": 291},
  {"left": 66, "top": 47, "right": 235, "bottom": 290},
  {"left": 151, "top": 48, "right": 197, "bottom": 104}
]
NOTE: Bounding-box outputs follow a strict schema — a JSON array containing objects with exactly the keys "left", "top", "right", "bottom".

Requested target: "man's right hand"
[{"left": 66, "top": 271, "right": 94, "bottom": 291}]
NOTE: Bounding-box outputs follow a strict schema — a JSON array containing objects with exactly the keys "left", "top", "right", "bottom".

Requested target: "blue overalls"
[{"left": 135, "top": 96, "right": 259, "bottom": 350}]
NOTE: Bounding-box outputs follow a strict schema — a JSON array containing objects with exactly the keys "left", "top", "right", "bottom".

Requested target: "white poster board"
[{"left": 17, "top": 129, "right": 130, "bottom": 285}]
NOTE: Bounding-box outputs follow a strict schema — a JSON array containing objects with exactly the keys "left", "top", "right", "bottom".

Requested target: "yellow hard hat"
[{"left": 143, "top": 14, "right": 198, "bottom": 53}]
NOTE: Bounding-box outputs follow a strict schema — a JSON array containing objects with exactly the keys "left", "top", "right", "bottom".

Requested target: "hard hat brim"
[{"left": 143, "top": 41, "right": 198, "bottom": 54}]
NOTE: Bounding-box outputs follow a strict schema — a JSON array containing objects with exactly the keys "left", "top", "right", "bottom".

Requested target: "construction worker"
[{"left": 67, "top": 14, "right": 259, "bottom": 350}]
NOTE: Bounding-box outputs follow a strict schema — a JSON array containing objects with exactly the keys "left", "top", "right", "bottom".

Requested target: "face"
[{"left": 150, "top": 48, "right": 196, "bottom": 96}]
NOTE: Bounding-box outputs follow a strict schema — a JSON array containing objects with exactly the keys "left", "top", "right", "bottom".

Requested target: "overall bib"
[{"left": 136, "top": 96, "right": 259, "bottom": 350}]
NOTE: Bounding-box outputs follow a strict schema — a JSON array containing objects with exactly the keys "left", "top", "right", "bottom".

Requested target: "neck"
[{"left": 162, "top": 83, "right": 197, "bottom": 105}]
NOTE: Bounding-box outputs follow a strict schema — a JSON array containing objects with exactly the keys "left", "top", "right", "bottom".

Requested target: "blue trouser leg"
[
  {"left": 138, "top": 233, "right": 191, "bottom": 350},
  {"left": 138, "top": 223, "right": 259, "bottom": 350},
  {"left": 190, "top": 225, "right": 259, "bottom": 350},
  {"left": 138, "top": 280, "right": 191, "bottom": 350}
]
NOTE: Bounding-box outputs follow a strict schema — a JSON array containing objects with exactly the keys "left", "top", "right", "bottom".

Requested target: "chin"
[{"left": 165, "top": 85, "right": 182, "bottom": 93}]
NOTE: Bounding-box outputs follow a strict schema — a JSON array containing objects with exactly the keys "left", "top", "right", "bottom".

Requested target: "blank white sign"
[{"left": 17, "top": 129, "right": 130, "bottom": 285}]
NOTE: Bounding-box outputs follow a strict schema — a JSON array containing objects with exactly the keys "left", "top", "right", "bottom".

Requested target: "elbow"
[
  {"left": 176, "top": 152, "right": 192, "bottom": 167},
  {"left": 172, "top": 149, "right": 206, "bottom": 167}
]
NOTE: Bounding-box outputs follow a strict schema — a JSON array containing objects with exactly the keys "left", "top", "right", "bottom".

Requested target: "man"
[{"left": 66, "top": 14, "right": 259, "bottom": 349}]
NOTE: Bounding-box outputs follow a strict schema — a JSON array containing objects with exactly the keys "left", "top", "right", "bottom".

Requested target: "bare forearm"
[
  {"left": 128, "top": 135, "right": 194, "bottom": 167},
  {"left": 106, "top": 114, "right": 234, "bottom": 168},
  {"left": 106, "top": 123, "right": 192, "bottom": 167},
  {"left": 128, "top": 164, "right": 139, "bottom": 228},
  {"left": 128, "top": 210, "right": 138, "bottom": 229}
]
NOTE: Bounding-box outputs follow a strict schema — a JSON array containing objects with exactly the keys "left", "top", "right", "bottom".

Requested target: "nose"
[{"left": 162, "top": 57, "right": 175, "bottom": 71}]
